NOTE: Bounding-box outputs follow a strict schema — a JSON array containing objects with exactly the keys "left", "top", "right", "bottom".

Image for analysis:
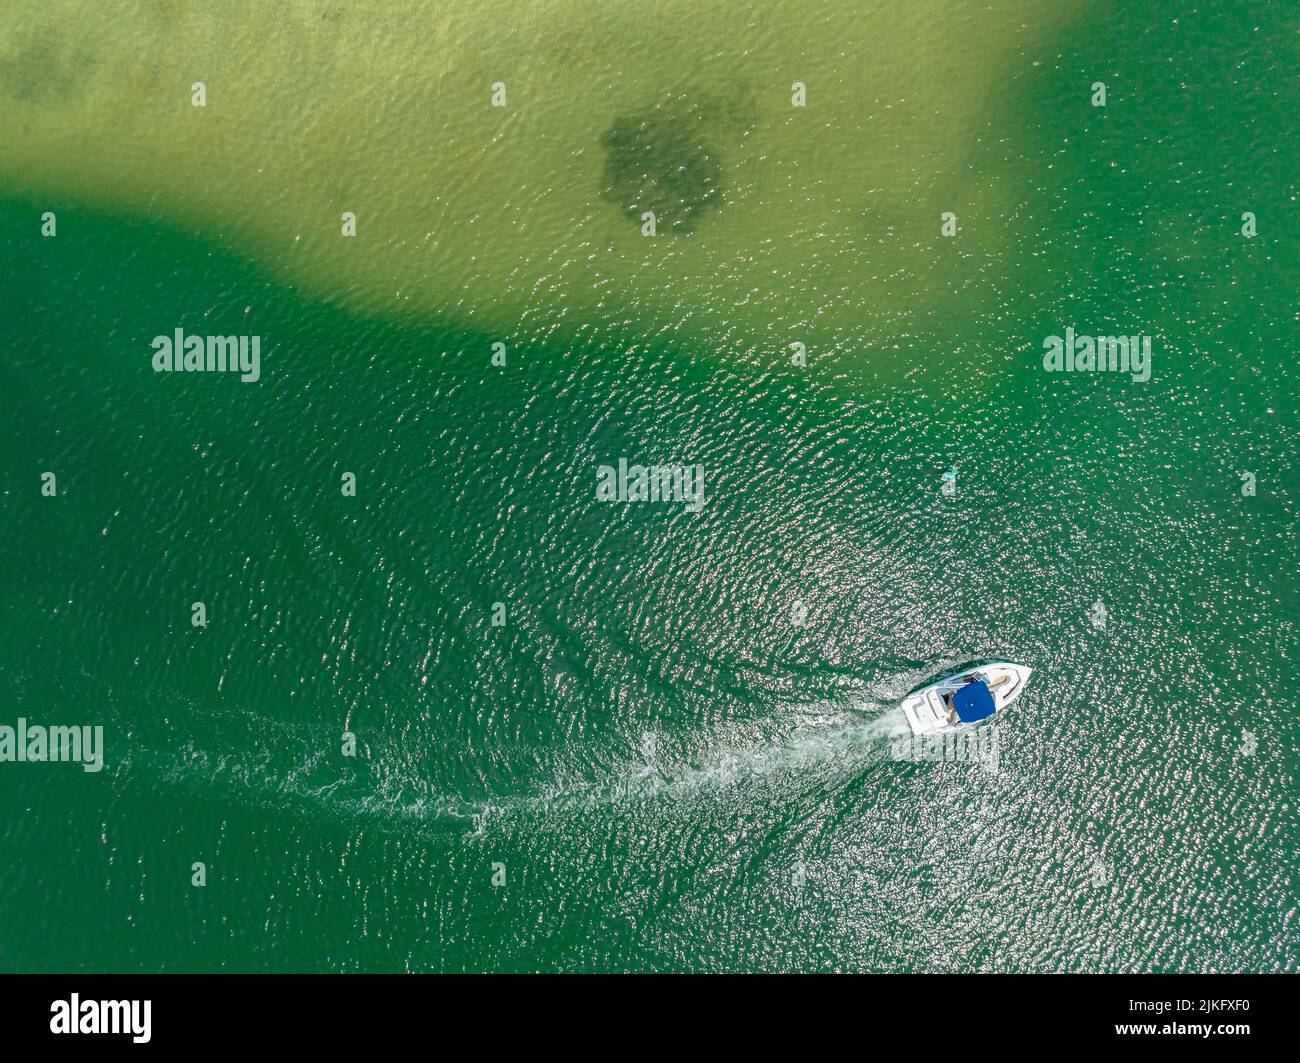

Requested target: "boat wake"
[
  {"left": 78, "top": 663, "right": 965, "bottom": 837},
  {"left": 455, "top": 697, "right": 918, "bottom": 832}
]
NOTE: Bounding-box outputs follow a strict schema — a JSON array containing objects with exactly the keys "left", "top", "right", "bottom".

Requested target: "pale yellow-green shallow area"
[{"left": 0, "top": 0, "right": 1081, "bottom": 358}]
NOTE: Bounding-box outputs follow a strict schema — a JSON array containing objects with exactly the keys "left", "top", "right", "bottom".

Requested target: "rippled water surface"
[{"left": 1, "top": 0, "right": 1296, "bottom": 971}]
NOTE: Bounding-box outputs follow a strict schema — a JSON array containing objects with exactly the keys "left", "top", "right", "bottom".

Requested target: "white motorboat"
[{"left": 901, "top": 661, "right": 1033, "bottom": 737}]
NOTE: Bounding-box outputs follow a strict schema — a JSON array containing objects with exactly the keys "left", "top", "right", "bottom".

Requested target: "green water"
[{"left": 1, "top": 1, "right": 1297, "bottom": 972}]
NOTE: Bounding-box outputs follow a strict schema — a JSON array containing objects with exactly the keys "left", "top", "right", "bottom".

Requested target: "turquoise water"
[{"left": 0, "top": 1, "right": 1297, "bottom": 971}]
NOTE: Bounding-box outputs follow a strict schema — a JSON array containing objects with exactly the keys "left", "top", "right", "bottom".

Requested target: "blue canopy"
[{"left": 952, "top": 680, "right": 996, "bottom": 723}]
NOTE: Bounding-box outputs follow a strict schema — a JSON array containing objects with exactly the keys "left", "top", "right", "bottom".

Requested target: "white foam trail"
[
  {"left": 514, "top": 701, "right": 912, "bottom": 818},
  {"left": 103, "top": 683, "right": 920, "bottom": 833}
]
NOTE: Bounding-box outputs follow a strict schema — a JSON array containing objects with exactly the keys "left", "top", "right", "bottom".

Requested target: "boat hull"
[{"left": 901, "top": 661, "right": 1032, "bottom": 737}]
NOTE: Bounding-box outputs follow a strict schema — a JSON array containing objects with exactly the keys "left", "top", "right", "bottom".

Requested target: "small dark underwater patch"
[
  {"left": 599, "top": 98, "right": 726, "bottom": 235},
  {"left": 0, "top": 28, "right": 93, "bottom": 105}
]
